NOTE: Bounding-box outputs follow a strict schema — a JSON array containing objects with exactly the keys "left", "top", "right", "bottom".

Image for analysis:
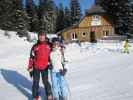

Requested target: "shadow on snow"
[{"left": 0, "top": 69, "right": 46, "bottom": 100}]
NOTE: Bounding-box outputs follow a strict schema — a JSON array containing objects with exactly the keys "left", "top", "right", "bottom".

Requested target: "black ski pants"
[{"left": 32, "top": 68, "right": 52, "bottom": 98}]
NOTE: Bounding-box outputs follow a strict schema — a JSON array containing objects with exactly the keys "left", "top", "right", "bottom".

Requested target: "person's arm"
[
  {"left": 47, "top": 45, "right": 53, "bottom": 70},
  {"left": 27, "top": 46, "right": 35, "bottom": 72},
  {"left": 61, "top": 53, "right": 65, "bottom": 69},
  {"left": 48, "top": 53, "right": 53, "bottom": 70},
  {"left": 60, "top": 50, "right": 67, "bottom": 76}
]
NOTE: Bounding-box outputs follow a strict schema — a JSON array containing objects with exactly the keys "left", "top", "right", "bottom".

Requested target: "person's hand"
[
  {"left": 62, "top": 62, "right": 65, "bottom": 68},
  {"left": 27, "top": 68, "right": 33, "bottom": 78},
  {"left": 48, "top": 63, "right": 53, "bottom": 70},
  {"left": 63, "top": 68, "right": 67, "bottom": 76},
  {"left": 59, "top": 68, "right": 67, "bottom": 76}
]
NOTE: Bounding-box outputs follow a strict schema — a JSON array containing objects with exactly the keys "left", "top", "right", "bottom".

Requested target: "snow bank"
[{"left": 0, "top": 30, "right": 32, "bottom": 69}]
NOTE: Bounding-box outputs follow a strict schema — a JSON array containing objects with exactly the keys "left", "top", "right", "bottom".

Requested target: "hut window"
[
  {"left": 82, "top": 33, "right": 86, "bottom": 36},
  {"left": 91, "top": 15, "right": 101, "bottom": 26},
  {"left": 105, "top": 31, "right": 109, "bottom": 36},
  {"left": 71, "top": 33, "right": 77, "bottom": 40},
  {"left": 92, "top": 15, "right": 100, "bottom": 21},
  {"left": 103, "top": 30, "right": 109, "bottom": 36}
]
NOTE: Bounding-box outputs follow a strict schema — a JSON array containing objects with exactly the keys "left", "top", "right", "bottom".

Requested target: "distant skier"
[
  {"left": 123, "top": 39, "right": 129, "bottom": 53},
  {"left": 27, "top": 32, "right": 53, "bottom": 100},
  {"left": 50, "top": 40, "right": 68, "bottom": 100}
]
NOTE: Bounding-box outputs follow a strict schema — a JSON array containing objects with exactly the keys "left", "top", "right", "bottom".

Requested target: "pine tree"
[
  {"left": 64, "top": 7, "right": 72, "bottom": 28},
  {"left": 15, "top": 9, "right": 29, "bottom": 37},
  {"left": 46, "top": 0, "right": 57, "bottom": 34},
  {"left": 70, "top": 0, "right": 81, "bottom": 25},
  {"left": 39, "top": 0, "right": 57, "bottom": 34},
  {"left": 26, "top": 0, "right": 35, "bottom": 31},
  {"left": 31, "top": 10, "right": 40, "bottom": 32},
  {"left": 38, "top": 0, "right": 45, "bottom": 19},
  {"left": 0, "top": 0, "right": 15, "bottom": 30},
  {"left": 100, "top": 0, "right": 133, "bottom": 35},
  {"left": 0, "top": 0, "right": 29, "bottom": 34},
  {"left": 56, "top": 3, "right": 65, "bottom": 32},
  {"left": 12, "top": 0, "right": 29, "bottom": 36},
  {"left": 128, "top": 0, "right": 133, "bottom": 34}
]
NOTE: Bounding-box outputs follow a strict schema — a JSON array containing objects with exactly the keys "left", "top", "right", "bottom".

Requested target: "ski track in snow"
[{"left": 1, "top": 31, "right": 133, "bottom": 100}]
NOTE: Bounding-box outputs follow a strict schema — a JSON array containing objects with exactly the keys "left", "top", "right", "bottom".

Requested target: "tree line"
[
  {"left": 0, "top": 0, "right": 81, "bottom": 37},
  {"left": 0, "top": 0, "right": 132, "bottom": 38},
  {"left": 98, "top": 0, "right": 133, "bottom": 35}
]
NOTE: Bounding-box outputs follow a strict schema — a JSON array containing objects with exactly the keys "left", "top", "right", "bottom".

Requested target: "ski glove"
[
  {"left": 29, "top": 71, "right": 33, "bottom": 78},
  {"left": 48, "top": 63, "right": 53, "bottom": 70},
  {"left": 27, "top": 68, "right": 33, "bottom": 78},
  {"left": 59, "top": 68, "right": 67, "bottom": 76}
]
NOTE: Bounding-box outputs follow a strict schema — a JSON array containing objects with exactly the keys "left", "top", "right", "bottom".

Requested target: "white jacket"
[{"left": 50, "top": 47, "right": 63, "bottom": 72}]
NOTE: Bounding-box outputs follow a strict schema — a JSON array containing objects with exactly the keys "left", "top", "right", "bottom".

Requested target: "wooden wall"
[{"left": 61, "top": 15, "right": 115, "bottom": 43}]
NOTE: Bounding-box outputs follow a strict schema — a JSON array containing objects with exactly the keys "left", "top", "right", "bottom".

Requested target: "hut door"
[{"left": 90, "top": 31, "right": 97, "bottom": 43}]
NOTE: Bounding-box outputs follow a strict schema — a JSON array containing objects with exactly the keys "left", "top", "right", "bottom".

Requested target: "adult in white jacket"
[{"left": 50, "top": 41, "right": 69, "bottom": 100}]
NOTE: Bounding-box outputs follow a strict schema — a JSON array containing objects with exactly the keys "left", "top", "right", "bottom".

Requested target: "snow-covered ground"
[{"left": 0, "top": 30, "right": 133, "bottom": 100}]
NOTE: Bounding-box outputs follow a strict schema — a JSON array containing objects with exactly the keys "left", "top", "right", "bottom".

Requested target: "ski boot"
[
  {"left": 33, "top": 96, "right": 40, "bottom": 100},
  {"left": 47, "top": 94, "right": 53, "bottom": 100}
]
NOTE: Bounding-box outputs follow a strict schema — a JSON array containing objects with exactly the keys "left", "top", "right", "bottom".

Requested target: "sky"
[
  {"left": 27, "top": 0, "right": 95, "bottom": 14},
  {"left": 54, "top": 0, "right": 95, "bottom": 14}
]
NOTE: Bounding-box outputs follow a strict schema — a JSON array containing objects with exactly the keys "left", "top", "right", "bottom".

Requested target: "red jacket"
[{"left": 28, "top": 42, "right": 50, "bottom": 70}]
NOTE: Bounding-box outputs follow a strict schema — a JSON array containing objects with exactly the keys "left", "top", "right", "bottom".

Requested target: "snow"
[
  {"left": 65, "top": 44, "right": 133, "bottom": 100},
  {"left": 28, "top": 32, "right": 57, "bottom": 42},
  {"left": 1, "top": 30, "right": 133, "bottom": 100}
]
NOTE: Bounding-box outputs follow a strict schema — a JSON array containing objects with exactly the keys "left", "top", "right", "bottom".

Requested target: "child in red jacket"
[{"left": 28, "top": 32, "right": 52, "bottom": 100}]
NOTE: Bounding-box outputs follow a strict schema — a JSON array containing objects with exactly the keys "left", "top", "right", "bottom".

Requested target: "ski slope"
[{"left": 0, "top": 30, "right": 133, "bottom": 100}]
